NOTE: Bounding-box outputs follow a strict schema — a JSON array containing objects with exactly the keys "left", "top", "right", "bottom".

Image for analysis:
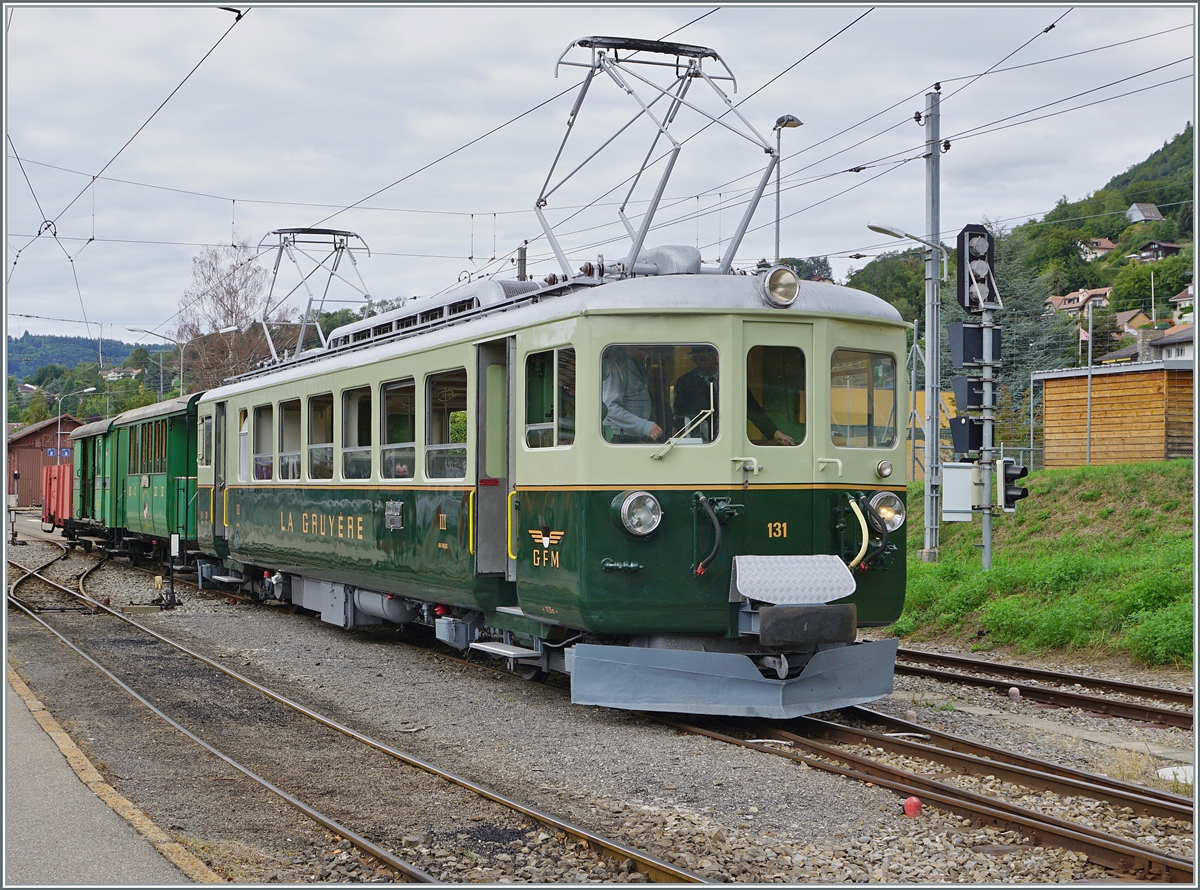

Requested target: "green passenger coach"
[{"left": 195, "top": 261, "right": 908, "bottom": 718}]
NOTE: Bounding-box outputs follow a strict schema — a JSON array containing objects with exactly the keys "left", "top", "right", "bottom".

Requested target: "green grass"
[{"left": 890, "top": 460, "right": 1194, "bottom": 667}]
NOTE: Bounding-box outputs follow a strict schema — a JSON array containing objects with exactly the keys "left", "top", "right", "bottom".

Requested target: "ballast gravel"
[{"left": 7, "top": 541, "right": 1195, "bottom": 883}]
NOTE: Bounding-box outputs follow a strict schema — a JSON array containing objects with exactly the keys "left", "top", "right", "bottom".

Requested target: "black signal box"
[{"left": 948, "top": 322, "right": 1002, "bottom": 369}]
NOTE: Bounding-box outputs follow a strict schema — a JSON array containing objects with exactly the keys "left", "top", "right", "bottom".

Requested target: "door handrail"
[{"left": 506, "top": 489, "right": 518, "bottom": 560}]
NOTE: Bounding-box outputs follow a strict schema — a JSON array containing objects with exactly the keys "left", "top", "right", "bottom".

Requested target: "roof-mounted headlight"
[{"left": 759, "top": 265, "right": 799, "bottom": 308}]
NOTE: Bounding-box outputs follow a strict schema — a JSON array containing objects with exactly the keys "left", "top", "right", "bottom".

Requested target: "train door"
[
  {"left": 213, "top": 401, "right": 228, "bottom": 540},
  {"left": 474, "top": 337, "right": 515, "bottom": 580},
  {"left": 742, "top": 320, "right": 816, "bottom": 546}
]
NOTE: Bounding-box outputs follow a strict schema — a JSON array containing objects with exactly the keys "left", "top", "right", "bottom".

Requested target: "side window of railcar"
[
  {"left": 199, "top": 416, "right": 212, "bottom": 467},
  {"left": 381, "top": 378, "right": 416, "bottom": 479},
  {"left": 746, "top": 346, "right": 805, "bottom": 446},
  {"left": 830, "top": 349, "right": 897, "bottom": 448},
  {"left": 253, "top": 405, "right": 273, "bottom": 480},
  {"left": 342, "top": 387, "right": 372, "bottom": 480},
  {"left": 279, "top": 400, "right": 301, "bottom": 480},
  {"left": 155, "top": 420, "right": 166, "bottom": 473},
  {"left": 525, "top": 347, "right": 576, "bottom": 448},
  {"left": 426, "top": 369, "right": 468, "bottom": 479},
  {"left": 600, "top": 344, "right": 718, "bottom": 444},
  {"left": 129, "top": 427, "right": 139, "bottom": 473},
  {"left": 308, "top": 394, "right": 334, "bottom": 480}
]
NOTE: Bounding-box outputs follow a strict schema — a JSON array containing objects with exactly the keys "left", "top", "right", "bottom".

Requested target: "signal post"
[{"left": 945, "top": 224, "right": 1028, "bottom": 569}]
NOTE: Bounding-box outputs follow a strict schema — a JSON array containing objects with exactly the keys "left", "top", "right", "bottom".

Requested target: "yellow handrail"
[
  {"left": 847, "top": 498, "right": 869, "bottom": 568},
  {"left": 209, "top": 487, "right": 214, "bottom": 525},
  {"left": 468, "top": 489, "right": 476, "bottom": 555},
  {"left": 223, "top": 488, "right": 230, "bottom": 528},
  {"left": 506, "top": 489, "right": 518, "bottom": 560}
]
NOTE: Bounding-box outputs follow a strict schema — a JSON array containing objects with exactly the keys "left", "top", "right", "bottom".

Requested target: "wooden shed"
[
  {"left": 5, "top": 415, "right": 83, "bottom": 507},
  {"left": 1033, "top": 359, "right": 1193, "bottom": 467}
]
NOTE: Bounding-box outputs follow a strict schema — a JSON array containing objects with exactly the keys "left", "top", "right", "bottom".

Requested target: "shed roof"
[{"left": 6, "top": 415, "right": 80, "bottom": 443}]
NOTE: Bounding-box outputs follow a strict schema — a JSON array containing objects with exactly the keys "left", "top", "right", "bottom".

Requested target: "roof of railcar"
[{"left": 200, "top": 273, "right": 904, "bottom": 403}]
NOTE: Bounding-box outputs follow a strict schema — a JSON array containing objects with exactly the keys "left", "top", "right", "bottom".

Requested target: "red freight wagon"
[{"left": 41, "top": 463, "right": 73, "bottom": 529}]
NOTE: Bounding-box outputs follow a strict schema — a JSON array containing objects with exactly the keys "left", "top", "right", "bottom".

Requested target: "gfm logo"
[{"left": 529, "top": 527, "right": 564, "bottom": 568}]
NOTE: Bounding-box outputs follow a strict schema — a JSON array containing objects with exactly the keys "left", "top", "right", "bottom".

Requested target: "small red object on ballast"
[{"left": 903, "top": 796, "right": 922, "bottom": 817}]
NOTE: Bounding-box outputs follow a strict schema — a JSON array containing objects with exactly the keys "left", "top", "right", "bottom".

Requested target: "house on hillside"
[
  {"left": 1153, "top": 323, "right": 1194, "bottom": 361},
  {"left": 1044, "top": 287, "right": 1112, "bottom": 317},
  {"left": 102, "top": 367, "right": 142, "bottom": 382},
  {"left": 1034, "top": 356, "right": 1192, "bottom": 466},
  {"left": 1126, "top": 202, "right": 1165, "bottom": 224},
  {"left": 1170, "top": 284, "right": 1193, "bottom": 323},
  {"left": 1134, "top": 240, "right": 1184, "bottom": 262},
  {"left": 6, "top": 415, "right": 82, "bottom": 506},
  {"left": 1114, "top": 308, "right": 1151, "bottom": 335},
  {"left": 1081, "top": 237, "right": 1116, "bottom": 261}
]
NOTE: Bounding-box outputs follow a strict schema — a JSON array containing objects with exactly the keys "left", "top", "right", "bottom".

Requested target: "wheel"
[{"left": 514, "top": 663, "right": 548, "bottom": 682}]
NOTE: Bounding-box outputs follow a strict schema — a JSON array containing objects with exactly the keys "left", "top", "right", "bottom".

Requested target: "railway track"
[
  {"left": 897, "top": 648, "right": 1194, "bottom": 708},
  {"left": 893, "top": 655, "right": 1193, "bottom": 729},
  {"left": 656, "top": 714, "right": 1192, "bottom": 883},
  {"left": 7, "top": 549, "right": 706, "bottom": 884}
]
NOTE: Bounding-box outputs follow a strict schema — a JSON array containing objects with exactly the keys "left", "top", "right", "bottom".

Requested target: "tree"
[
  {"left": 756, "top": 256, "right": 833, "bottom": 281},
  {"left": 7, "top": 376, "right": 21, "bottom": 423},
  {"left": 845, "top": 249, "right": 926, "bottom": 322},
  {"left": 22, "top": 390, "right": 50, "bottom": 424},
  {"left": 1109, "top": 249, "right": 1194, "bottom": 314},
  {"left": 174, "top": 239, "right": 280, "bottom": 392},
  {"left": 124, "top": 346, "right": 151, "bottom": 370}
]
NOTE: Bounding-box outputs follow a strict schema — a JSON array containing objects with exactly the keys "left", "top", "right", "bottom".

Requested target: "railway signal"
[
  {"left": 996, "top": 458, "right": 1029, "bottom": 512},
  {"left": 956, "top": 224, "right": 994, "bottom": 313}
]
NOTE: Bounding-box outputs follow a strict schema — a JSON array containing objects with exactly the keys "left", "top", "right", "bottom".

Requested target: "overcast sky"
[{"left": 4, "top": 4, "right": 1195, "bottom": 351}]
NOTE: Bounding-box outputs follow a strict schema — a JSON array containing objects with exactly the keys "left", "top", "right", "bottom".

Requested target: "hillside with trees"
[{"left": 843, "top": 123, "right": 1194, "bottom": 448}]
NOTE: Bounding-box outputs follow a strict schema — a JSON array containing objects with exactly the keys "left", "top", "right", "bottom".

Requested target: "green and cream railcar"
[{"left": 196, "top": 258, "right": 907, "bottom": 717}]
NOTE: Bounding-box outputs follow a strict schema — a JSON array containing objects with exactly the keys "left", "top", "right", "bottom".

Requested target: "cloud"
[{"left": 5, "top": 5, "right": 1194, "bottom": 342}]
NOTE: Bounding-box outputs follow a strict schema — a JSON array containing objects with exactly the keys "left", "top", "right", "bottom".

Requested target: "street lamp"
[
  {"left": 56, "top": 386, "right": 96, "bottom": 464},
  {"left": 868, "top": 220, "right": 947, "bottom": 560},
  {"left": 129, "top": 326, "right": 238, "bottom": 397},
  {"left": 773, "top": 114, "right": 803, "bottom": 264}
]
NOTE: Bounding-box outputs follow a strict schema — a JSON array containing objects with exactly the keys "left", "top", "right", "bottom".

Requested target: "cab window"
[
  {"left": 525, "top": 347, "right": 576, "bottom": 448},
  {"left": 426, "top": 369, "right": 467, "bottom": 479},
  {"left": 746, "top": 346, "right": 804, "bottom": 446},
  {"left": 830, "top": 349, "right": 897, "bottom": 447},
  {"left": 600, "top": 344, "right": 718, "bottom": 444}
]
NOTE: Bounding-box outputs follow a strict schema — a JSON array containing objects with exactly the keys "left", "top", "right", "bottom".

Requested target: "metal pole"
[
  {"left": 1029, "top": 372, "right": 1035, "bottom": 467},
  {"left": 774, "top": 126, "right": 782, "bottom": 264},
  {"left": 920, "top": 89, "right": 941, "bottom": 562},
  {"left": 1086, "top": 302, "right": 1093, "bottom": 465},
  {"left": 56, "top": 400, "right": 63, "bottom": 466},
  {"left": 981, "top": 304, "right": 994, "bottom": 570}
]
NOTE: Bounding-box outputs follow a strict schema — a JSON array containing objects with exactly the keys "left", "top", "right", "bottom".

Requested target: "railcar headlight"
[
  {"left": 876, "top": 460, "right": 893, "bottom": 478},
  {"left": 868, "top": 492, "right": 905, "bottom": 532},
  {"left": 759, "top": 265, "right": 799, "bottom": 307},
  {"left": 613, "top": 490, "right": 663, "bottom": 536}
]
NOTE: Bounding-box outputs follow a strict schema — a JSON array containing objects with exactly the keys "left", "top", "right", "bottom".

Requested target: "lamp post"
[
  {"left": 868, "top": 221, "right": 948, "bottom": 559},
  {"left": 129, "top": 326, "right": 237, "bottom": 397},
  {"left": 773, "top": 114, "right": 803, "bottom": 264},
  {"left": 56, "top": 386, "right": 96, "bottom": 464}
]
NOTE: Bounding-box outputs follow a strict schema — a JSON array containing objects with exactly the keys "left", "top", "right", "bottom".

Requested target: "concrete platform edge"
[{"left": 7, "top": 664, "right": 225, "bottom": 884}]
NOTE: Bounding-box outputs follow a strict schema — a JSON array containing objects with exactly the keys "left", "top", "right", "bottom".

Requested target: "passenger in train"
[
  {"left": 601, "top": 345, "right": 665, "bottom": 443},
  {"left": 673, "top": 346, "right": 795, "bottom": 445},
  {"left": 671, "top": 346, "right": 719, "bottom": 441}
]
